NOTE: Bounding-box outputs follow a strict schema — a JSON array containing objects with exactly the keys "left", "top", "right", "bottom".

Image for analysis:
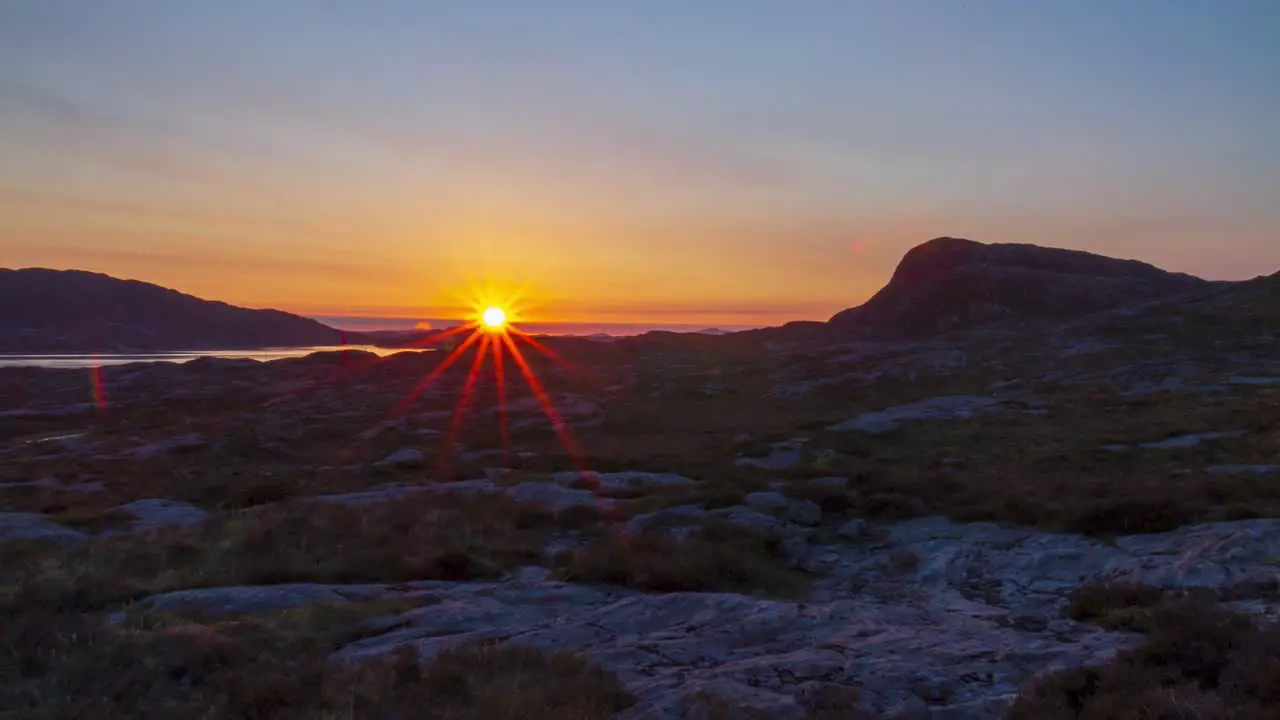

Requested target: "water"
[{"left": 0, "top": 346, "right": 427, "bottom": 369}]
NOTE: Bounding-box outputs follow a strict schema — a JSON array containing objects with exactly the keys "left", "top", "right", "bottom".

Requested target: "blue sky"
[{"left": 1, "top": 1, "right": 1277, "bottom": 324}]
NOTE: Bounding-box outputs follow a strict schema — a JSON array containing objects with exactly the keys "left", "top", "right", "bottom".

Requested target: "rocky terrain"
[{"left": 2, "top": 239, "right": 1279, "bottom": 718}]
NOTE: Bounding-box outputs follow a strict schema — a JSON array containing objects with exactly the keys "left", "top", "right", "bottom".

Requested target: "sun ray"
[
  {"left": 329, "top": 279, "right": 593, "bottom": 478},
  {"left": 437, "top": 333, "right": 490, "bottom": 477},
  {"left": 433, "top": 323, "right": 482, "bottom": 344},
  {"left": 259, "top": 350, "right": 384, "bottom": 409},
  {"left": 509, "top": 329, "right": 575, "bottom": 370},
  {"left": 508, "top": 327, "right": 606, "bottom": 392},
  {"left": 492, "top": 332, "right": 510, "bottom": 463},
  {"left": 501, "top": 331, "right": 585, "bottom": 470},
  {"left": 385, "top": 330, "right": 483, "bottom": 419}
]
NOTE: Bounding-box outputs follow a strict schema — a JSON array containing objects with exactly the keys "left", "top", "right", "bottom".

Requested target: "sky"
[{"left": 1, "top": 1, "right": 1277, "bottom": 328}]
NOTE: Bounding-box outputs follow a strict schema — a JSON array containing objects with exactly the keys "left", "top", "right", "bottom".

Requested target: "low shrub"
[
  {"left": 557, "top": 521, "right": 807, "bottom": 597},
  {"left": 1065, "top": 581, "right": 1171, "bottom": 632},
  {"left": 0, "top": 603, "right": 634, "bottom": 719},
  {"left": 1011, "top": 597, "right": 1280, "bottom": 719},
  {"left": 8, "top": 493, "right": 557, "bottom": 614}
]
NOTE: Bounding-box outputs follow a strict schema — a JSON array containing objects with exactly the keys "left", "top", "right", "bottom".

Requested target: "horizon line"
[{"left": 312, "top": 315, "right": 777, "bottom": 334}]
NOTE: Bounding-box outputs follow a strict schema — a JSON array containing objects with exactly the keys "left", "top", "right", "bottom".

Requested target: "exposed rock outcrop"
[{"left": 119, "top": 516, "right": 1280, "bottom": 718}]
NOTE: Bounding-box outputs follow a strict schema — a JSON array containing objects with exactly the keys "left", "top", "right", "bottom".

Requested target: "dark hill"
[
  {"left": 0, "top": 268, "right": 350, "bottom": 352},
  {"left": 828, "top": 237, "right": 1211, "bottom": 338}
]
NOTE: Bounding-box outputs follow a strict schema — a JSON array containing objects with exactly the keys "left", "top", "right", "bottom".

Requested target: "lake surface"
[{"left": 0, "top": 346, "right": 427, "bottom": 369}]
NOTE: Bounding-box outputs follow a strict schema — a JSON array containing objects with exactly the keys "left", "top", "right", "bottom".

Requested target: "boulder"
[
  {"left": 0, "top": 512, "right": 88, "bottom": 544},
  {"left": 505, "top": 482, "right": 610, "bottom": 512},
  {"left": 838, "top": 518, "right": 869, "bottom": 539},
  {"left": 743, "top": 491, "right": 789, "bottom": 512},
  {"left": 556, "top": 471, "right": 697, "bottom": 495},
  {"left": 626, "top": 505, "right": 709, "bottom": 535},
  {"left": 708, "top": 506, "right": 783, "bottom": 536},
  {"left": 376, "top": 448, "right": 427, "bottom": 469},
  {"left": 787, "top": 500, "right": 823, "bottom": 526},
  {"left": 829, "top": 396, "right": 1002, "bottom": 434}
]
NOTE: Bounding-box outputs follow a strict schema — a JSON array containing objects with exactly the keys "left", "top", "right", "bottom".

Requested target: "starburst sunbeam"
[
  {"left": 385, "top": 330, "right": 482, "bottom": 420},
  {"left": 492, "top": 333, "right": 510, "bottom": 463},
  {"left": 337, "top": 281, "right": 590, "bottom": 481},
  {"left": 500, "top": 331, "right": 585, "bottom": 470},
  {"left": 508, "top": 328, "right": 603, "bottom": 391},
  {"left": 437, "top": 333, "right": 491, "bottom": 478}
]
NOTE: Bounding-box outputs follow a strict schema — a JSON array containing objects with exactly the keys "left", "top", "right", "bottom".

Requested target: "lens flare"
[{"left": 357, "top": 282, "right": 589, "bottom": 476}]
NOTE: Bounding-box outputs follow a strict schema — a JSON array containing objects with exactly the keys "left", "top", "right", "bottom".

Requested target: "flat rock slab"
[
  {"left": 812, "top": 516, "right": 1280, "bottom": 609},
  {"left": 375, "top": 448, "right": 427, "bottom": 468},
  {"left": 0, "top": 512, "right": 87, "bottom": 544},
  {"left": 1103, "top": 430, "right": 1247, "bottom": 452},
  {"left": 317, "top": 479, "right": 617, "bottom": 512},
  {"left": 829, "top": 396, "right": 1003, "bottom": 434},
  {"left": 321, "top": 586, "right": 1124, "bottom": 718},
  {"left": 1206, "top": 464, "right": 1279, "bottom": 476},
  {"left": 117, "top": 434, "right": 208, "bottom": 459},
  {"left": 118, "top": 517, "right": 1280, "bottom": 718},
  {"left": 736, "top": 447, "right": 805, "bottom": 470},
  {"left": 115, "top": 499, "right": 209, "bottom": 532},
  {"left": 117, "top": 582, "right": 424, "bottom": 619},
  {"left": 504, "top": 481, "right": 615, "bottom": 512},
  {"left": 1139, "top": 430, "right": 1245, "bottom": 449},
  {"left": 551, "top": 471, "right": 697, "bottom": 496}
]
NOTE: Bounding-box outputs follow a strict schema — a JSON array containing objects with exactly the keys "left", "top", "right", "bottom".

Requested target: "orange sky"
[
  {"left": 4, "top": 180, "right": 1271, "bottom": 327},
  {"left": 2, "top": 3, "right": 1277, "bottom": 327},
  {"left": 0, "top": 182, "right": 934, "bottom": 325}
]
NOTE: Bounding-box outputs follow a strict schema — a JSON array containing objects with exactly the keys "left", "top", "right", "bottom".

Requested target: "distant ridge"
[
  {"left": 0, "top": 268, "right": 350, "bottom": 352},
  {"left": 827, "top": 237, "right": 1211, "bottom": 338}
]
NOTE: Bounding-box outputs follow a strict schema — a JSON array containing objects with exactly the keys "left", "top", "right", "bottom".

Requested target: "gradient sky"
[{"left": 2, "top": 1, "right": 1277, "bottom": 326}]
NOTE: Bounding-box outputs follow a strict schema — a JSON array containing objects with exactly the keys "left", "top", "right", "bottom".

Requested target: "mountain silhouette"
[
  {"left": 827, "top": 237, "right": 1211, "bottom": 338},
  {"left": 0, "top": 268, "right": 349, "bottom": 352}
]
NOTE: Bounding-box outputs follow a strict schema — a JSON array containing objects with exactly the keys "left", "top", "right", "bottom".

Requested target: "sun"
[{"left": 481, "top": 306, "right": 507, "bottom": 330}]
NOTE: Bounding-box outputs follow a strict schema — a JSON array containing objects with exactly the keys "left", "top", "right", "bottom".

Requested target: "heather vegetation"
[
  {"left": 0, "top": 599, "right": 635, "bottom": 719},
  {"left": 1013, "top": 594, "right": 1280, "bottom": 719}
]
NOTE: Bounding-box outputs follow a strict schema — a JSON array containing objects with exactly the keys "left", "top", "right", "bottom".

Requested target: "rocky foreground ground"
[
  {"left": 87, "top": 510, "right": 1280, "bottom": 718},
  {"left": 2, "top": 271, "right": 1280, "bottom": 717},
  {"left": 4, "top": 459, "right": 1280, "bottom": 717}
]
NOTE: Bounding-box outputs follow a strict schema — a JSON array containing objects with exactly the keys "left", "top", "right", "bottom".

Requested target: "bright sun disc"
[{"left": 481, "top": 306, "right": 507, "bottom": 329}]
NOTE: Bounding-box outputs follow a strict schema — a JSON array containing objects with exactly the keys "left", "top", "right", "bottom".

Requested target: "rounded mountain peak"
[
  {"left": 889, "top": 237, "right": 987, "bottom": 286},
  {"left": 828, "top": 237, "right": 1208, "bottom": 337}
]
